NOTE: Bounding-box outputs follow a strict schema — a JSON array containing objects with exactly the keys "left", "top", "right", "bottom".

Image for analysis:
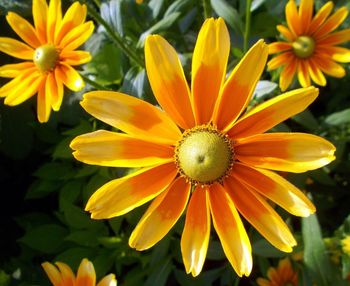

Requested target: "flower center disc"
[
  {"left": 292, "top": 36, "right": 315, "bottom": 58},
  {"left": 33, "top": 44, "right": 59, "bottom": 72},
  {"left": 175, "top": 126, "right": 234, "bottom": 185}
]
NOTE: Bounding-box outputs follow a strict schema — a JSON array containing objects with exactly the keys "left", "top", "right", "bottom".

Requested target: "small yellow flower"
[
  {"left": 342, "top": 235, "right": 350, "bottom": 256},
  {"left": 257, "top": 258, "right": 298, "bottom": 286},
  {"left": 268, "top": 0, "right": 350, "bottom": 91},
  {"left": 0, "top": 0, "right": 94, "bottom": 122},
  {"left": 42, "top": 258, "right": 117, "bottom": 286},
  {"left": 71, "top": 18, "right": 335, "bottom": 277}
]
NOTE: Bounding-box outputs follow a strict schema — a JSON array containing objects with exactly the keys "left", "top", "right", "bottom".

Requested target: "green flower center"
[
  {"left": 33, "top": 44, "right": 59, "bottom": 72},
  {"left": 175, "top": 126, "right": 234, "bottom": 185},
  {"left": 292, "top": 36, "right": 315, "bottom": 59}
]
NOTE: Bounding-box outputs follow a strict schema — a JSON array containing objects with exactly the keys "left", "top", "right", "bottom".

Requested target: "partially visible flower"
[
  {"left": 324, "top": 237, "right": 341, "bottom": 264},
  {"left": 342, "top": 235, "right": 350, "bottom": 256},
  {"left": 268, "top": 0, "right": 350, "bottom": 91},
  {"left": 0, "top": 0, "right": 94, "bottom": 122},
  {"left": 257, "top": 258, "right": 298, "bottom": 286},
  {"left": 42, "top": 258, "right": 117, "bottom": 286}
]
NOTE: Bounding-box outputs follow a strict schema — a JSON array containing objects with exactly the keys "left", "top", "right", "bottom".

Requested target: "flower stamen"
[
  {"left": 292, "top": 36, "right": 315, "bottom": 59},
  {"left": 33, "top": 44, "right": 59, "bottom": 72}
]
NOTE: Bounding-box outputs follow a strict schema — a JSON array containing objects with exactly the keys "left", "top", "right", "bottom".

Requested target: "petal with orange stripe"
[
  {"left": 0, "top": 37, "right": 34, "bottom": 60},
  {"left": 55, "top": 262, "right": 75, "bottom": 286},
  {"left": 41, "top": 262, "right": 63, "bottom": 286},
  {"left": 299, "top": 0, "right": 313, "bottom": 33},
  {"left": 285, "top": 0, "right": 301, "bottom": 36},
  {"left": 308, "top": 1, "right": 334, "bottom": 34},
  {"left": 33, "top": 0, "right": 48, "bottom": 43},
  {"left": 76, "top": 259, "right": 95, "bottom": 286},
  {"left": 0, "top": 62, "right": 34, "bottom": 78}
]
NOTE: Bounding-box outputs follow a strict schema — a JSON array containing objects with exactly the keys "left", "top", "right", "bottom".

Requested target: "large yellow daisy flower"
[
  {"left": 268, "top": 0, "right": 350, "bottom": 91},
  {"left": 0, "top": 0, "right": 94, "bottom": 122},
  {"left": 71, "top": 18, "right": 335, "bottom": 277},
  {"left": 42, "top": 258, "right": 117, "bottom": 286}
]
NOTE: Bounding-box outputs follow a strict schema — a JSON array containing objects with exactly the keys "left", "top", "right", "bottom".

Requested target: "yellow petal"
[
  {"left": 232, "top": 163, "right": 315, "bottom": 217},
  {"left": 228, "top": 86, "right": 318, "bottom": 139},
  {"left": 225, "top": 176, "right": 297, "bottom": 252},
  {"left": 268, "top": 42, "right": 292, "bottom": 54},
  {"left": 55, "top": 2, "right": 87, "bottom": 44},
  {"left": 86, "top": 163, "right": 177, "bottom": 219},
  {"left": 235, "top": 132, "right": 336, "bottom": 173},
  {"left": 285, "top": 0, "right": 301, "bottom": 37},
  {"left": 51, "top": 69, "right": 64, "bottom": 111},
  {"left": 208, "top": 183, "right": 252, "bottom": 277},
  {"left": 56, "top": 63, "right": 84, "bottom": 91},
  {"left": 129, "top": 177, "right": 190, "bottom": 250},
  {"left": 267, "top": 51, "right": 294, "bottom": 70},
  {"left": 37, "top": 80, "right": 51, "bottom": 123},
  {"left": 308, "top": 1, "right": 334, "bottom": 34},
  {"left": 297, "top": 60, "right": 311, "bottom": 87},
  {"left": 76, "top": 258, "right": 95, "bottom": 286},
  {"left": 314, "top": 7, "right": 348, "bottom": 39},
  {"left": 60, "top": 50, "right": 92, "bottom": 65},
  {"left": 299, "top": 0, "right": 313, "bottom": 33},
  {"left": 41, "top": 262, "right": 63, "bottom": 286},
  {"left": 181, "top": 186, "right": 210, "bottom": 277},
  {"left": 59, "top": 21, "right": 94, "bottom": 50},
  {"left": 97, "top": 274, "right": 117, "bottom": 286},
  {"left": 312, "top": 55, "right": 346, "bottom": 78},
  {"left": 80, "top": 91, "right": 182, "bottom": 145},
  {"left": 318, "top": 29, "right": 350, "bottom": 45},
  {"left": 47, "top": 0, "right": 62, "bottom": 43},
  {"left": 276, "top": 25, "right": 295, "bottom": 41},
  {"left": 213, "top": 40, "right": 268, "bottom": 131},
  {"left": 308, "top": 58, "right": 327, "bottom": 86},
  {"left": 55, "top": 262, "right": 75, "bottom": 286},
  {"left": 279, "top": 56, "right": 298, "bottom": 91},
  {"left": 0, "top": 67, "right": 37, "bottom": 97},
  {"left": 0, "top": 62, "right": 34, "bottom": 78},
  {"left": 191, "top": 17, "right": 230, "bottom": 124},
  {"left": 145, "top": 35, "right": 194, "bottom": 129},
  {"left": 6, "top": 12, "right": 40, "bottom": 48},
  {"left": 33, "top": 0, "right": 48, "bottom": 43},
  {"left": 71, "top": 130, "right": 174, "bottom": 167},
  {"left": 317, "top": 46, "right": 350, "bottom": 63},
  {"left": 0, "top": 37, "right": 34, "bottom": 60}
]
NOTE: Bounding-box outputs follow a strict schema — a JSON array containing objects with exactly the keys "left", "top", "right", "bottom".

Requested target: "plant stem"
[
  {"left": 81, "top": 74, "right": 109, "bottom": 90},
  {"left": 85, "top": 2, "right": 144, "bottom": 67},
  {"left": 202, "top": 0, "right": 211, "bottom": 20},
  {"left": 243, "top": 0, "right": 252, "bottom": 53}
]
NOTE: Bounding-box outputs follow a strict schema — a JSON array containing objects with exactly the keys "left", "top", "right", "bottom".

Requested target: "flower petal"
[
  {"left": 80, "top": 91, "right": 182, "bottom": 145},
  {"left": 191, "top": 17, "right": 230, "bottom": 124},
  {"left": 51, "top": 69, "right": 64, "bottom": 111},
  {"left": 231, "top": 163, "right": 315, "bottom": 217},
  {"left": 228, "top": 86, "right": 318, "bottom": 139},
  {"left": 267, "top": 51, "right": 294, "bottom": 70},
  {"left": 55, "top": 63, "right": 84, "bottom": 91},
  {"left": 71, "top": 130, "right": 174, "bottom": 168},
  {"left": 213, "top": 40, "right": 268, "bottom": 131},
  {"left": 318, "top": 29, "right": 350, "bottom": 45},
  {"left": 55, "top": 2, "right": 87, "bottom": 44},
  {"left": 279, "top": 56, "right": 298, "bottom": 91},
  {"left": 129, "top": 177, "right": 190, "bottom": 250},
  {"left": 308, "top": 1, "right": 334, "bottom": 34},
  {"left": 6, "top": 12, "right": 41, "bottom": 48},
  {"left": 76, "top": 259, "right": 95, "bottom": 286},
  {"left": 37, "top": 80, "right": 51, "bottom": 123},
  {"left": 0, "top": 37, "right": 34, "bottom": 60},
  {"left": 55, "top": 262, "right": 75, "bottom": 286},
  {"left": 276, "top": 25, "right": 295, "bottom": 41},
  {"left": 312, "top": 55, "right": 346, "bottom": 78},
  {"left": 208, "top": 183, "right": 252, "bottom": 277},
  {"left": 308, "top": 58, "right": 327, "bottom": 86},
  {"left": 47, "top": 0, "right": 62, "bottom": 43},
  {"left": 41, "top": 262, "right": 63, "bottom": 286},
  {"left": 235, "top": 133, "right": 336, "bottom": 173},
  {"left": 145, "top": 35, "right": 194, "bottom": 129},
  {"left": 299, "top": 0, "right": 313, "bottom": 33},
  {"left": 0, "top": 67, "right": 36, "bottom": 97},
  {"left": 32, "top": 0, "right": 48, "bottom": 43},
  {"left": 297, "top": 60, "right": 311, "bottom": 87},
  {"left": 181, "top": 186, "right": 210, "bottom": 277},
  {"left": 285, "top": 0, "right": 301, "bottom": 37},
  {"left": 97, "top": 274, "right": 117, "bottom": 286},
  {"left": 225, "top": 176, "right": 297, "bottom": 252},
  {"left": 317, "top": 46, "right": 350, "bottom": 63},
  {"left": 314, "top": 7, "right": 348, "bottom": 39},
  {"left": 60, "top": 50, "right": 92, "bottom": 65},
  {"left": 59, "top": 21, "right": 94, "bottom": 51},
  {"left": 0, "top": 62, "right": 34, "bottom": 78},
  {"left": 268, "top": 42, "right": 292, "bottom": 54},
  {"left": 85, "top": 162, "right": 177, "bottom": 219}
]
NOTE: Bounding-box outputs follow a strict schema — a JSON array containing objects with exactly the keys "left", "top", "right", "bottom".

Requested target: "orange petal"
[
  {"left": 231, "top": 163, "right": 315, "bottom": 217},
  {"left": 181, "top": 186, "right": 210, "bottom": 277},
  {"left": 228, "top": 86, "right": 318, "bottom": 139},
  {"left": 276, "top": 25, "right": 295, "bottom": 41},
  {"left": 55, "top": 63, "right": 84, "bottom": 91},
  {"left": 71, "top": 130, "right": 174, "bottom": 167},
  {"left": 33, "top": 0, "right": 48, "bottom": 43},
  {"left": 297, "top": 60, "right": 311, "bottom": 87},
  {"left": 318, "top": 29, "right": 350, "bottom": 45},
  {"left": 235, "top": 132, "right": 336, "bottom": 173},
  {"left": 80, "top": 91, "right": 182, "bottom": 145},
  {"left": 285, "top": 0, "right": 302, "bottom": 37},
  {"left": 208, "top": 183, "right": 252, "bottom": 277},
  {"left": 145, "top": 35, "right": 194, "bottom": 129},
  {"left": 85, "top": 163, "right": 177, "bottom": 219},
  {"left": 129, "top": 177, "right": 190, "bottom": 250},
  {"left": 279, "top": 56, "right": 298, "bottom": 91},
  {"left": 6, "top": 12, "right": 40, "bottom": 48},
  {"left": 225, "top": 176, "right": 297, "bottom": 252},
  {"left": 37, "top": 79, "right": 51, "bottom": 123},
  {"left": 267, "top": 51, "right": 294, "bottom": 70},
  {"left": 309, "top": 1, "right": 334, "bottom": 34},
  {"left": 299, "top": 0, "right": 313, "bottom": 33},
  {"left": 316, "top": 46, "right": 350, "bottom": 63},
  {"left": 0, "top": 62, "right": 34, "bottom": 78},
  {"left": 191, "top": 18, "right": 230, "bottom": 124},
  {"left": 47, "top": 0, "right": 62, "bottom": 43},
  {"left": 0, "top": 37, "right": 34, "bottom": 60},
  {"left": 41, "top": 262, "right": 63, "bottom": 286},
  {"left": 97, "top": 274, "right": 117, "bottom": 286},
  {"left": 51, "top": 69, "right": 64, "bottom": 111},
  {"left": 55, "top": 2, "right": 87, "bottom": 44},
  {"left": 268, "top": 42, "right": 292, "bottom": 54},
  {"left": 0, "top": 67, "right": 37, "bottom": 97},
  {"left": 59, "top": 21, "right": 94, "bottom": 50},
  {"left": 76, "top": 259, "right": 95, "bottom": 286},
  {"left": 55, "top": 262, "right": 75, "bottom": 286},
  {"left": 60, "top": 50, "right": 92, "bottom": 65},
  {"left": 213, "top": 40, "right": 268, "bottom": 131},
  {"left": 314, "top": 7, "right": 348, "bottom": 39},
  {"left": 312, "top": 55, "right": 346, "bottom": 78},
  {"left": 308, "top": 58, "right": 327, "bottom": 86}
]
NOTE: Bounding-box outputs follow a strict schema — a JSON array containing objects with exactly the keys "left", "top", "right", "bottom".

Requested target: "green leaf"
[
  {"left": 100, "top": 0, "right": 124, "bottom": 36},
  {"left": 252, "top": 239, "right": 285, "bottom": 258},
  {"left": 292, "top": 109, "right": 319, "bottom": 130},
  {"left": 148, "top": 0, "right": 166, "bottom": 19},
  {"left": 164, "top": 0, "right": 193, "bottom": 18},
  {"left": 0, "top": 0, "right": 31, "bottom": 16},
  {"left": 144, "top": 257, "right": 172, "bottom": 286},
  {"left": 65, "top": 230, "right": 100, "bottom": 247},
  {"left": 34, "top": 162, "right": 74, "bottom": 180},
  {"left": 19, "top": 224, "right": 68, "bottom": 254},
  {"left": 325, "top": 108, "right": 350, "bottom": 126},
  {"left": 55, "top": 247, "right": 96, "bottom": 270},
  {"left": 210, "top": 0, "right": 243, "bottom": 33},
  {"left": 59, "top": 180, "right": 82, "bottom": 207}
]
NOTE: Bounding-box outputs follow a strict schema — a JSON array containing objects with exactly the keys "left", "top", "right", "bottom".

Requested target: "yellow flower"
[
  {"left": 42, "top": 258, "right": 117, "bottom": 286},
  {"left": 342, "top": 235, "right": 350, "bottom": 255},
  {"left": 71, "top": 18, "right": 335, "bottom": 277},
  {"left": 268, "top": 0, "right": 350, "bottom": 91},
  {"left": 0, "top": 0, "right": 94, "bottom": 122},
  {"left": 257, "top": 258, "right": 298, "bottom": 286}
]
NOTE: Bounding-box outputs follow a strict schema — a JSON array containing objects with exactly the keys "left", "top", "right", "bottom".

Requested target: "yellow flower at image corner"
[
  {"left": 70, "top": 18, "right": 336, "bottom": 277},
  {"left": 42, "top": 258, "right": 117, "bottom": 286},
  {"left": 256, "top": 258, "right": 298, "bottom": 286},
  {"left": 0, "top": 0, "right": 94, "bottom": 122},
  {"left": 268, "top": 0, "right": 350, "bottom": 91},
  {"left": 342, "top": 235, "right": 350, "bottom": 255}
]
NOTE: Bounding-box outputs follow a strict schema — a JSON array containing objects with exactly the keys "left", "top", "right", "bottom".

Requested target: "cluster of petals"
[
  {"left": 268, "top": 0, "right": 350, "bottom": 91},
  {"left": 42, "top": 258, "right": 117, "bottom": 286},
  {"left": 0, "top": 0, "right": 94, "bottom": 122},
  {"left": 70, "top": 18, "right": 335, "bottom": 277}
]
